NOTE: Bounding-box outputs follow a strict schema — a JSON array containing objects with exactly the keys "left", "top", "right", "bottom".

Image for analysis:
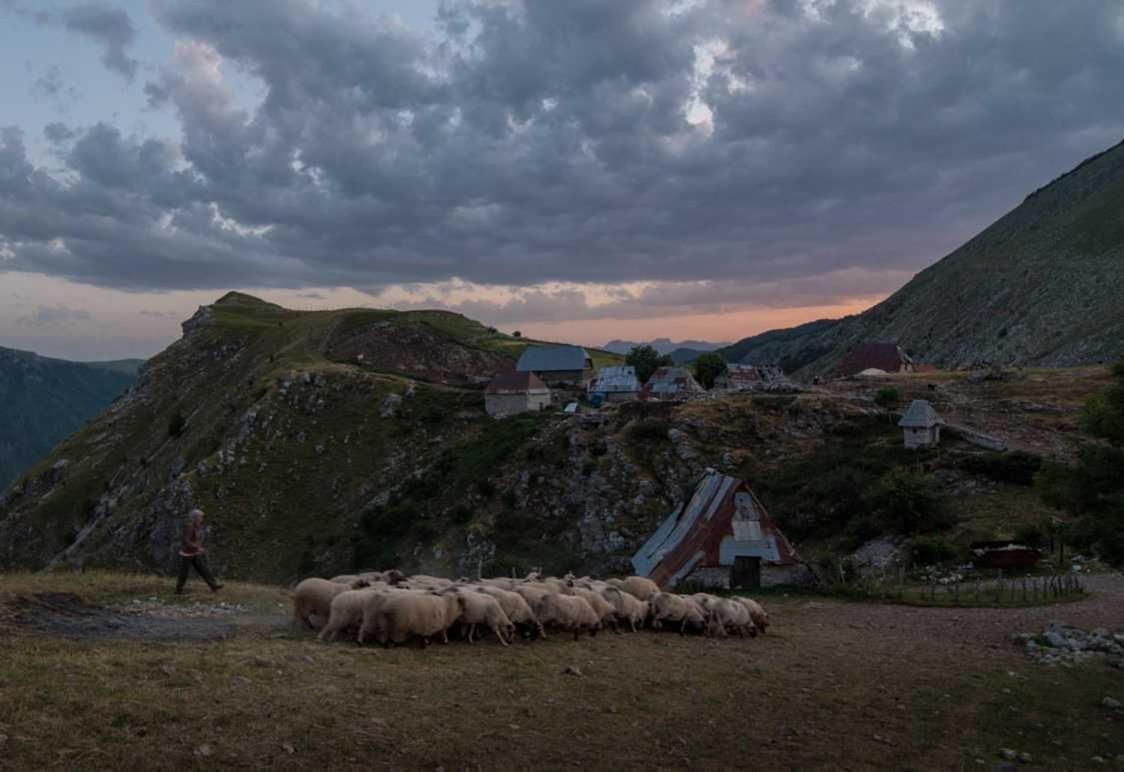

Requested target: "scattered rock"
[
  {"left": 563, "top": 665, "right": 583, "bottom": 677},
  {"left": 1102, "top": 697, "right": 1121, "bottom": 710},
  {"left": 999, "top": 748, "right": 1018, "bottom": 761}
]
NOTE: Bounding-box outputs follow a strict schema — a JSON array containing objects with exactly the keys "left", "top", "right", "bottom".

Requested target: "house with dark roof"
[
  {"left": 838, "top": 343, "right": 915, "bottom": 377},
  {"left": 631, "top": 470, "right": 811, "bottom": 589},
  {"left": 898, "top": 399, "right": 944, "bottom": 448},
  {"left": 484, "top": 371, "right": 551, "bottom": 418},
  {"left": 638, "top": 366, "right": 705, "bottom": 401},
  {"left": 515, "top": 345, "right": 593, "bottom": 386}
]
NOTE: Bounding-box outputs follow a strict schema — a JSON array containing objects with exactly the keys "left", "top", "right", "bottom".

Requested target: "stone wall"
[{"left": 484, "top": 393, "right": 550, "bottom": 418}]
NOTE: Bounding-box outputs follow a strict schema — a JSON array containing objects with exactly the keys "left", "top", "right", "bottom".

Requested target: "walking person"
[{"left": 175, "top": 509, "right": 223, "bottom": 594}]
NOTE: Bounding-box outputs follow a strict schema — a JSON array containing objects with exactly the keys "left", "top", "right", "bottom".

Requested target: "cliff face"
[
  {"left": 0, "top": 346, "right": 139, "bottom": 489},
  {"left": 723, "top": 139, "right": 1124, "bottom": 375}
]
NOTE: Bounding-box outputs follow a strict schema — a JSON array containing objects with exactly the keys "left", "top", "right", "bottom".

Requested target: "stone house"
[
  {"left": 484, "top": 371, "right": 551, "bottom": 418},
  {"left": 515, "top": 345, "right": 593, "bottom": 386},
  {"left": 838, "top": 343, "right": 915, "bottom": 377},
  {"left": 898, "top": 399, "right": 943, "bottom": 448},
  {"left": 631, "top": 470, "right": 811, "bottom": 590}
]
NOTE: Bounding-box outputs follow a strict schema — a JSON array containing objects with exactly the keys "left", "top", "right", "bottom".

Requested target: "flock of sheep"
[{"left": 291, "top": 570, "right": 770, "bottom": 647}]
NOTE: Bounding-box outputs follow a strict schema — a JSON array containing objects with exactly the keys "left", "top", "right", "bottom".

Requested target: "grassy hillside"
[
  {"left": 0, "top": 346, "right": 138, "bottom": 489},
  {"left": 721, "top": 138, "right": 1124, "bottom": 374}
]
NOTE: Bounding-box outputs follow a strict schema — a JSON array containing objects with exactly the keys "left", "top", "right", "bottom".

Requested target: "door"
[{"left": 731, "top": 556, "right": 761, "bottom": 589}]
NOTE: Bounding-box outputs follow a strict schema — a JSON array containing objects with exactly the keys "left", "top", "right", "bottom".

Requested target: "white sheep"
[
  {"left": 535, "top": 592, "right": 601, "bottom": 640},
  {"left": 619, "top": 576, "right": 661, "bottom": 601},
  {"left": 649, "top": 592, "right": 706, "bottom": 634},
  {"left": 601, "top": 587, "right": 648, "bottom": 632},
  {"left": 292, "top": 577, "right": 367, "bottom": 629},
  {"left": 704, "top": 598, "right": 756, "bottom": 638},
  {"left": 318, "top": 588, "right": 378, "bottom": 642},
  {"left": 732, "top": 597, "right": 769, "bottom": 633},
  {"left": 477, "top": 586, "right": 545, "bottom": 640},
  {"left": 449, "top": 589, "right": 515, "bottom": 645},
  {"left": 567, "top": 586, "right": 617, "bottom": 630},
  {"left": 369, "top": 590, "right": 463, "bottom": 647}
]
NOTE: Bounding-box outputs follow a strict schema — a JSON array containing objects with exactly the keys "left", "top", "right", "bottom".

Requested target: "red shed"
[{"left": 631, "top": 470, "right": 810, "bottom": 589}]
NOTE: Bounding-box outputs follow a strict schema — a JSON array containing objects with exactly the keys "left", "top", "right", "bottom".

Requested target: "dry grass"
[{"left": 2, "top": 573, "right": 1122, "bottom": 769}]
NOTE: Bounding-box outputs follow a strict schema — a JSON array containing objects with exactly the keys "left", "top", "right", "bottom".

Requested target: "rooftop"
[
  {"left": 486, "top": 371, "right": 550, "bottom": 394},
  {"left": 516, "top": 345, "right": 590, "bottom": 373},
  {"left": 898, "top": 399, "right": 944, "bottom": 428}
]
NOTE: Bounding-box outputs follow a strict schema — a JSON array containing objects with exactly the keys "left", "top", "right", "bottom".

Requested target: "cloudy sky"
[{"left": 2, "top": 0, "right": 1123, "bottom": 360}]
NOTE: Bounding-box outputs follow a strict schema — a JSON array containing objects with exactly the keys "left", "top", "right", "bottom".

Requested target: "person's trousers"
[{"left": 176, "top": 554, "right": 219, "bottom": 592}]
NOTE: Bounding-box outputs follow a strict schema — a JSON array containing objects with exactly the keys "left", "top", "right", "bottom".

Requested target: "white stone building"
[
  {"left": 898, "top": 399, "right": 944, "bottom": 448},
  {"left": 484, "top": 371, "right": 551, "bottom": 418}
]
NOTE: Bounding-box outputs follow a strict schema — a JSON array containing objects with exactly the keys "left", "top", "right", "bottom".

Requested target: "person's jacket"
[{"left": 179, "top": 521, "right": 205, "bottom": 557}]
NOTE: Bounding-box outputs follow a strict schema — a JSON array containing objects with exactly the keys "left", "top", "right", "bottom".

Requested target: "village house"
[
  {"left": 898, "top": 399, "right": 944, "bottom": 448},
  {"left": 838, "top": 342, "right": 915, "bottom": 377},
  {"left": 587, "top": 365, "right": 641, "bottom": 403},
  {"left": 484, "top": 371, "right": 551, "bottom": 418},
  {"left": 632, "top": 470, "right": 811, "bottom": 590},
  {"left": 515, "top": 345, "right": 593, "bottom": 386},
  {"left": 713, "top": 363, "right": 788, "bottom": 391},
  {"left": 638, "top": 366, "right": 706, "bottom": 401}
]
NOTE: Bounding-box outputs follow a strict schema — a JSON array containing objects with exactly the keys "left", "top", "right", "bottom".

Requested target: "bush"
[
  {"left": 475, "top": 479, "right": 496, "bottom": 499},
  {"left": 865, "top": 470, "right": 950, "bottom": 536},
  {"left": 448, "top": 504, "right": 474, "bottom": 525},
  {"left": 960, "top": 450, "right": 1042, "bottom": 486},
  {"left": 628, "top": 417, "right": 671, "bottom": 443},
  {"left": 909, "top": 536, "right": 956, "bottom": 566},
  {"left": 874, "top": 387, "right": 900, "bottom": 408},
  {"left": 1013, "top": 521, "right": 1049, "bottom": 548}
]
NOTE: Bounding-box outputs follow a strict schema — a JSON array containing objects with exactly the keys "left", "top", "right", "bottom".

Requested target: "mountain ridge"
[{"left": 719, "top": 138, "right": 1124, "bottom": 375}]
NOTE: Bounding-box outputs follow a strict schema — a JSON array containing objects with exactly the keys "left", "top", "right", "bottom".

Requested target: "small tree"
[
  {"left": 512, "top": 330, "right": 522, "bottom": 338},
  {"left": 626, "top": 344, "right": 673, "bottom": 383},
  {"left": 874, "top": 387, "right": 900, "bottom": 408},
  {"left": 693, "top": 353, "right": 728, "bottom": 390}
]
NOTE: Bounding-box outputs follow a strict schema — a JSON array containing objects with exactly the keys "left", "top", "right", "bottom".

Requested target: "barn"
[
  {"left": 837, "top": 343, "right": 915, "bottom": 377},
  {"left": 638, "top": 366, "right": 705, "bottom": 401},
  {"left": 516, "top": 345, "right": 593, "bottom": 386},
  {"left": 631, "top": 470, "right": 811, "bottom": 590},
  {"left": 587, "top": 365, "right": 641, "bottom": 403}
]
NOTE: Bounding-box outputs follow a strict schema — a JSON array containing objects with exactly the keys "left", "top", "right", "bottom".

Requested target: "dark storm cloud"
[
  {"left": 61, "top": 3, "right": 139, "bottom": 82},
  {"left": 3, "top": 0, "right": 1124, "bottom": 307}
]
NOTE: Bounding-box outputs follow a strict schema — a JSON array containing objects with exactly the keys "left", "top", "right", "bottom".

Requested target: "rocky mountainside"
[
  {"left": 721, "top": 138, "right": 1124, "bottom": 375},
  {"left": 0, "top": 346, "right": 139, "bottom": 489}
]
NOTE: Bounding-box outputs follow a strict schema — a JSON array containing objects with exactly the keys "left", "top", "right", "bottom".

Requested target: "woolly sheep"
[
  {"left": 329, "top": 574, "right": 362, "bottom": 585},
  {"left": 477, "top": 586, "right": 545, "bottom": 639},
  {"left": 370, "top": 590, "right": 463, "bottom": 647},
  {"left": 356, "top": 588, "right": 422, "bottom": 644},
  {"left": 535, "top": 592, "right": 601, "bottom": 641},
  {"left": 514, "top": 582, "right": 554, "bottom": 608},
  {"left": 601, "top": 587, "right": 648, "bottom": 632},
  {"left": 319, "top": 589, "right": 379, "bottom": 642},
  {"left": 649, "top": 592, "right": 706, "bottom": 634},
  {"left": 292, "top": 577, "right": 366, "bottom": 629},
  {"left": 619, "top": 576, "right": 661, "bottom": 601},
  {"left": 733, "top": 597, "right": 769, "bottom": 633},
  {"left": 449, "top": 589, "right": 515, "bottom": 645},
  {"left": 567, "top": 586, "right": 617, "bottom": 630},
  {"left": 705, "top": 598, "right": 756, "bottom": 638}
]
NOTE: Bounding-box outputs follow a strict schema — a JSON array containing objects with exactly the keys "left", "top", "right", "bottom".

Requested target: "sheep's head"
[
  {"left": 385, "top": 570, "right": 405, "bottom": 585},
  {"left": 352, "top": 579, "right": 372, "bottom": 589}
]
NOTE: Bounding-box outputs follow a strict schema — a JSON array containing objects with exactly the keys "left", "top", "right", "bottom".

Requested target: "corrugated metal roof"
[
  {"left": 638, "top": 367, "right": 704, "bottom": 400},
  {"left": 838, "top": 343, "right": 913, "bottom": 377},
  {"left": 516, "top": 345, "right": 589, "bottom": 372},
  {"left": 898, "top": 399, "right": 944, "bottom": 428},
  {"left": 588, "top": 365, "right": 640, "bottom": 394},
  {"left": 631, "top": 469, "right": 800, "bottom": 587}
]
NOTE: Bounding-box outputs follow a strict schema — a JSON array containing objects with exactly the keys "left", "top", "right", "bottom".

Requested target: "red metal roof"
[
  {"left": 838, "top": 343, "right": 912, "bottom": 376},
  {"left": 632, "top": 471, "right": 800, "bottom": 589}
]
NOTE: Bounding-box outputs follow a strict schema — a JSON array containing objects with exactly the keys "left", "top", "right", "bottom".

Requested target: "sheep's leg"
[
  {"left": 468, "top": 623, "right": 476, "bottom": 643},
  {"left": 492, "top": 625, "right": 509, "bottom": 647},
  {"left": 572, "top": 625, "right": 580, "bottom": 642}
]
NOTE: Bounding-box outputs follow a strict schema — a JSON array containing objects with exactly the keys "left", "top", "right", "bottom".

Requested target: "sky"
[{"left": 2, "top": 0, "right": 1124, "bottom": 360}]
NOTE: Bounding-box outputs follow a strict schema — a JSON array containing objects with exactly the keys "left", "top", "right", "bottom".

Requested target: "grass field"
[{"left": 1, "top": 572, "right": 1122, "bottom": 769}]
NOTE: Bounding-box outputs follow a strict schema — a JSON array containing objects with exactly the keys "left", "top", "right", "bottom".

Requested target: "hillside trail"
[{"left": 0, "top": 590, "right": 291, "bottom": 642}]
